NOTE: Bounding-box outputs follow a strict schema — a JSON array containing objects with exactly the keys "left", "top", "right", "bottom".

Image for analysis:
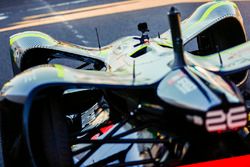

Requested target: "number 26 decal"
[{"left": 206, "top": 106, "right": 247, "bottom": 132}]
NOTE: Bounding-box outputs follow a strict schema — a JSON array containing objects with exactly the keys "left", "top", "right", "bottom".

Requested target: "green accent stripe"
[
  {"left": 100, "top": 49, "right": 110, "bottom": 56},
  {"left": 10, "top": 33, "right": 56, "bottom": 46},
  {"left": 198, "top": 1, "right": 236, "bottom": 22},
  {"left": 165, "top": 39, "right": 173, "bottom": 47},
  {"left": 129, "top": 45, "right": 148, "bottom": 57},
  {"left": 184, "top": 1, "right": 237, "bottom": 33},
  {"left": 54, "top": 64, "right": 65, "bottom": 78},
  {"left": 156, "top": 42, "right": 172, "bottom": 47}
]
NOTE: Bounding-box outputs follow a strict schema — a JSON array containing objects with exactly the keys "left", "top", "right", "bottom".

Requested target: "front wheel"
[{"left": 28, "top": 95, "right": 73, "bottom": 167}]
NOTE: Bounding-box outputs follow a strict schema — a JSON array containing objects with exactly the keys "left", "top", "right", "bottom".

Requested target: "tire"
[
  {"left": 0, "top": 107, "right": 6, "bottom": 167},
  {"left": 29, "top": 95, "right": 73, "bottom": 167},
  {"left": 0, "top": 103, "right": 26, "bottom": 167}
]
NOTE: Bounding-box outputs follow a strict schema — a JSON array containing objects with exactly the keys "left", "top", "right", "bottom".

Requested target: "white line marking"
[
  {"left": 72, "top": 30, "right": 79, "bottom": 34},
  {"left": 0, "top": 13, "right": 8, "bottom": 21},
  {"left": 34, "top": 0, "right": 88, "bottom": 45},
  {"left": 67, "top": 25, "right": 73, "bottom": 29},
  {"left": 28, "top": 0, "right": 89, "bottom": 11},
  {"left": 81, "top": 40, "right": 89, "bottom": 44},
  {"left": 76, "top": 35, "right": 84, "bottom": 39}
]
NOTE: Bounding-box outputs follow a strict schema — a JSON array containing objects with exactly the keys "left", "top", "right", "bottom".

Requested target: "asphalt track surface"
[{"left": 0, "top": 0, "right": 250, "bottom": 87}]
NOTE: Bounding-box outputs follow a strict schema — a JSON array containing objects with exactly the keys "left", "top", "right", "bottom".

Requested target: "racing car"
[{"left": 1, "top": 0, "right": 250, "bottom": 166}]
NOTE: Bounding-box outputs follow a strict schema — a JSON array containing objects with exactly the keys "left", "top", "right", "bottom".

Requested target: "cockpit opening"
[{"left": 185, "top": 17, "right": 246, "bottom": 56}]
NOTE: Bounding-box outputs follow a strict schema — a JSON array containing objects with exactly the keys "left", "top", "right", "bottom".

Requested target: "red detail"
[
  {"left": 180, "top": 155, "right": 250, "bottom": 167},
  {"left": 167, "top": 71, "right": 185, "bottom": 85},
  {"left": 144, "top": 39, "right": 149, "bottom": 43},
  {"left": 100, "top": 124, "right": 114, "bottom": 134},
  {"left": 216, "top": 130, "right": 223, "bottom": 134},
  {"left": 91, "top": 124, "right": 114, "bottom": 140},
  {"left": 91, "top": 133, "right": 100, "bottom": 140}
]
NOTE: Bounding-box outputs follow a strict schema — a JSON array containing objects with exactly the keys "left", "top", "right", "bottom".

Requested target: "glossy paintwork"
[
  {"left": 157, "top": 66, "right": 243, "bottom": 111},
  {"left": 187, "top": 41, "right": 250, "bottom": 74},
  {"left": 162, "top": 1, "right": 246, "bottom": 45}
]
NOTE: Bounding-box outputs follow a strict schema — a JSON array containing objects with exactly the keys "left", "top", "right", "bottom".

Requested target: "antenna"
[
  {"left": 133, "top": 60, "right": 136, "bottom": 84},
  {"left": 95, "top": 27, "right": 101, "bottom": 51},
  {"left": 168, "top": 7, "right": 185, "bottom": 68},
  {"left": 216, "top": 45, "right": 223, "bottom": 67}
]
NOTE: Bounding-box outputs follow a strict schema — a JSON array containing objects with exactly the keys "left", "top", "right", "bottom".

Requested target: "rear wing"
[
  {"left": 161, "top": 1, "right": 245, "bottom": 46},
  {"left": 10, "top": 31, "right": 109, "bottom": 74}
]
